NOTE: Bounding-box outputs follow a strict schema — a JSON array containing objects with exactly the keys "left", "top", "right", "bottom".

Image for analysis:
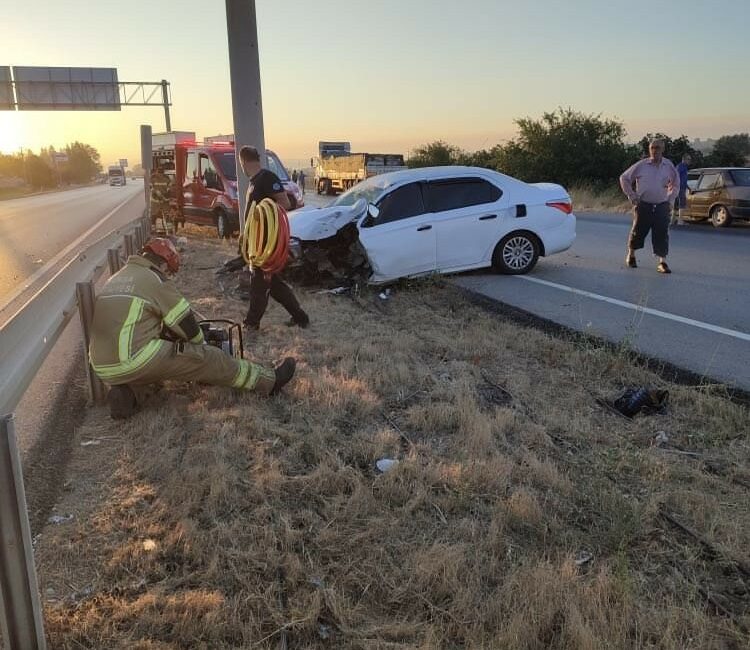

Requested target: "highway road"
[
  {"left": 0, "top": 183, "right": 144, "bottom": 301},
  {"left": 454, "top": 213, "right": 750, "bottom": 390}
]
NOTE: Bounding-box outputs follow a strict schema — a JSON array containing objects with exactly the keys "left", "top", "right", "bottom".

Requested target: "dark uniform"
[{"left": 243, "top": 169, "right": 308, "bottom": 330}]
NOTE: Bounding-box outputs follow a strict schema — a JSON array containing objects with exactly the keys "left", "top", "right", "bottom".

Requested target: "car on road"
[
  {"left": 287, "top": 166, "right": 576, "bottom": 284},
  {"left": 685, "top": 167, "right": 750, "bottom": 227}
]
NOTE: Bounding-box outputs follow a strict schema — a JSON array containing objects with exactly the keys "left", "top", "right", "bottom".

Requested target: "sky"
[{"left": 1, "top": 0, "right": 748, "bottom": 169}]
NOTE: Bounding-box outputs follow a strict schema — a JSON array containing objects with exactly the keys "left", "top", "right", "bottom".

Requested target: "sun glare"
[{"left": 0, "top": 114, "right": 27, "bottom": 153}]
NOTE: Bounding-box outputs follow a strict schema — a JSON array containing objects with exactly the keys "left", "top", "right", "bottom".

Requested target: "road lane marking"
[
  {"left": 516, "top": 275, "right": 750, "bottom": 343},
  {"left": 0, "top": 189, "right": 143, "bottom": 314}
]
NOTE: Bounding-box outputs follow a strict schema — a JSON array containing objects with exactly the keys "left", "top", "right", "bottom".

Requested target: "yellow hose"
[{"left": 241, "top": 198, "right": 289, "bottom": 272}]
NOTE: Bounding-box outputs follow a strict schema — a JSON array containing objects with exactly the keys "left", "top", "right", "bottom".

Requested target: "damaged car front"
[{"left": 286, "top": 175, "right": 395, "bottom": 284}]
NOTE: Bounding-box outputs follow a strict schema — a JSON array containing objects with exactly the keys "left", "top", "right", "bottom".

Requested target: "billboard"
[
  {"left": 13, "top": 66, "right": 120, "bottom": 111},
  {"left": 0, "top": 67, "right": 12, "bottom": 110}
]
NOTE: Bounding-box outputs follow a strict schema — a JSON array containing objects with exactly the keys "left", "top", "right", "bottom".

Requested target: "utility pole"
[
  {"left": 160, "top": 80, "right": 171, "bottom": 132},
  {"left": 225, "top": 0, "right": 266, "bottom": 230}
]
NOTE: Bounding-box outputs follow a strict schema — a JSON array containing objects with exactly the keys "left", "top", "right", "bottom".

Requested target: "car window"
[
  {"left": 425, "top": 178, "right": 502, "bottom": 212},
  {"left": 729, "top": 169, "right": 750, "bottom": 186},
  {"left": 697, "top": 173, "right": 721, "bottom": 191},
  {"left": 266, "top": 152, "right": 290, "bottom": 182},
  {"left": 376, "top": 182, "right": 425, "bottom": 224},
  {"left": 186, "top": 152, "right": 198, "bottom": 181},
  {"left": 200, "top": 154, "right": 221, "bottom": 190}
]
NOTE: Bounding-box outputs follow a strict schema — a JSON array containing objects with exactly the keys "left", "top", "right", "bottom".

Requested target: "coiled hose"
[{"left": 240, "top": 198, "right": 290, "bottom": 274}]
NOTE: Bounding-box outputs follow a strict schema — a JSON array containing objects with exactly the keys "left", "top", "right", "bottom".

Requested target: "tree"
[
  {"left": 62, "top": 141, "right": 102, "bottom": 184},
  {"left": 491, "top": 108, "right": 635, "bottom": 187},
  {"left": 24, "top": 152, "right": 56, "bottom": 189},
  {"left": 705, "top": 133, "right": 750, "bottom": 167},
  {"left": 407, "top": 141, "right": 466, "bottom": 168},
  {"left": 637, "top": 133, "right": 703, "bottom": 166}
]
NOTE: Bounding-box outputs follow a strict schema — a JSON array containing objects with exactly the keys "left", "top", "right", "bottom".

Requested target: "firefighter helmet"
[{"left": 143, "top": 237, "right": 180, "bottom": 273}]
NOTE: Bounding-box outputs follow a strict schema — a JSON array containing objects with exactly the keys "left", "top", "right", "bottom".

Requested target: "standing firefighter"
[
  {"left": 238, "top": 145, "right": 309, "bottom": 336},
  {"left": 89, "top": 237, "right": 296, "bottom": 419},
  {"left": 150, "top": 165, "right": 173, "bottom": 230}
]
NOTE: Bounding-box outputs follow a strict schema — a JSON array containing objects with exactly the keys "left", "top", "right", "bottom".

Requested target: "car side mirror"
[{"left": 368, "top": 203, "right": 379, "bottom": 220}]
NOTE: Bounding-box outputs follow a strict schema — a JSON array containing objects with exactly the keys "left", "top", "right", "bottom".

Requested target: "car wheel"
[
  {"left": 325, "top": 180, "right": 335, "bottom": 196},
  {"left": 710, "top": 205, "right": 731, "bottom": 228},
  {"left": 216, "top": 211, "right": 229, "bottom": 239},
  {"left": 492, "top": 232, "right": 540, "bottom": 275}
]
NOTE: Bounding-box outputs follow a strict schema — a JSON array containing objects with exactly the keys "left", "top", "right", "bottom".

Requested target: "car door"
[
  {"left": 689, "top": 172, "right": 720, "bottom": 219},
  {"left": 182, "top": 151, "right": 200, "bottom": 222},
  {"left": 425, "top": 177, "right": 504, "bottom": 271},
  {"left": 196, "top": 153, "right": 223, "bottom": 222},
  {"left": 357, "top": 182, "right": 436, "bottom": 282}
]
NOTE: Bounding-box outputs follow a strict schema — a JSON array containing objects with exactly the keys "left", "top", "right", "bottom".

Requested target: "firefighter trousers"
[{"left": 103, "top": 339, "right": 276, "bottom": 395}]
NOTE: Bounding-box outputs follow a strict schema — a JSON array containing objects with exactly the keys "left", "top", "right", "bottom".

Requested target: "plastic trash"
[
  {"left": 378, "top": 288, "right": 392, "bottom": 301},
  {"left": 376, "top": 458, "right": 399, "bottom": 473},
  {"left": 575, "top": 551, "right": 593, "bottom": 566},
  {"left": 612, "top": 387, "right": 669, "bottom": 418},
  {"left": 48, "top": 514, "right": 73, "bottom": 525}
]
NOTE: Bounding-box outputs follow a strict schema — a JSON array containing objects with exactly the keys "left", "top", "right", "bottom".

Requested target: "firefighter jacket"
[
  {"left": 150, "top": 172, "right": 172, "bottom": 203},
  {"left": 89, "top": 255, "right": 204, "bottom": 382}
]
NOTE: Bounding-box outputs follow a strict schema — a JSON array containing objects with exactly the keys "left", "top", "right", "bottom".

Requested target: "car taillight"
[{"left": 546, "top": 200, "right": 573, "bottom": 214}]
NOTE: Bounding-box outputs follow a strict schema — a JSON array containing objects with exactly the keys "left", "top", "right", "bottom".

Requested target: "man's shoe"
[
  {"left": 625, "top": 254, "right": 637, "bottom": 268},
  {"left": 271, "top": 357, "right": 296, "bottom": 395},
  {"left": 285, "top": 313, "right": 310, "bottom": 329},
  {"left": 107, "top": 385, "right": 138, "bottom": 420},
  {"left": 657, "top": 261, "right": 671, "bottom": 274}
]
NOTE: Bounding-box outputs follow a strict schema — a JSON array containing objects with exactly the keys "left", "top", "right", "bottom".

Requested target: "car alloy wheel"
[
  {"left": 493, "top": 232, "right": 540, "bottom": 274},
  {"left": 710, "top": 205, "right": 731, "bottom": 228}
]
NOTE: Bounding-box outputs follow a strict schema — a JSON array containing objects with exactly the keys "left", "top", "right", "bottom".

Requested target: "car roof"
[
  {"left": 691, "top": 167, "right": 749, "bottom": 173},
  {"left": 367, "top": 165, "right": 522, "bottom": 186}
]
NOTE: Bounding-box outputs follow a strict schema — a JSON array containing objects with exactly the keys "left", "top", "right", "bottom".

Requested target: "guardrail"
[{"left": 0, "top": 211, "right": 151, "bottom": 649}]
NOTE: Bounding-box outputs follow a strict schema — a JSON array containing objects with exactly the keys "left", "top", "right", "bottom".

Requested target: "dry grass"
[
  {"left": 569, "top": 184, "right": 631, "bottom": 213},
  {"left": 36, "top": 225, "right": 750, "bottom": 649}
]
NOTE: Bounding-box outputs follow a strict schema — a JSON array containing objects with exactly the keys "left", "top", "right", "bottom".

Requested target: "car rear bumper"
[{"left": 541, "top": 213, "right": 576, "bottom": 255}]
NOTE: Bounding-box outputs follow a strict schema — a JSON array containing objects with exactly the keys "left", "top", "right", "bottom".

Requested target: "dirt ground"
[{"left": 34, "top": 225, "right": 749, "bottom": 649}]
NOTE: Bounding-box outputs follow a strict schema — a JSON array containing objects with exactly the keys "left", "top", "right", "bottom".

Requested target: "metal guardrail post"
[
  {"left": 107, "top": 248, "right": 122, "bottom": 276},
  {"left": 134, "top": 225, "right": 143, "bottom": 252},
  {"left": 0, "top": 414, "right": 47, "bottom": 650},
  {"left": 123, "top": 233, "right": 135, "bottom": 259},
  {"left": 76, "top": 282, "right": 106, "bottom": 405}
]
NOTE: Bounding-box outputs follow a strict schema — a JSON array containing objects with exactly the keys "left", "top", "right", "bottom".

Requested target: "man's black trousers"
[
  {"left": 244, "top": 269, "right": 307, "bottom": 328},
  {"left": 629, "top": 200, "right": 670, "bottom": 257}
]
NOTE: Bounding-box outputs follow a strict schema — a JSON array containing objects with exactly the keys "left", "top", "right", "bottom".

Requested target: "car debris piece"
[
  {"left": 575, "top": 551, "right": 593, "bottom": 566},
  {"left": 612, "top": 387, "right": 669, "bottom": 418},
  {"left": 654, "top": 431, "right": 669, "bottom": 446}
]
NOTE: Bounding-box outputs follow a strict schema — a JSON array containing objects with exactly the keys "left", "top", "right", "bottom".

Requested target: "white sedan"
[{"left": 288, "top": 166, "right": 576, "bottom": 284}]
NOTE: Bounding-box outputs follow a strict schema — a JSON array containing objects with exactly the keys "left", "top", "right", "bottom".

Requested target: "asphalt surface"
[
  {"left": 0, "top": 183, "right": 144, "bottom": 301},
  {"left": 453, "top": 212, "right": 750, "bottom": 390}
]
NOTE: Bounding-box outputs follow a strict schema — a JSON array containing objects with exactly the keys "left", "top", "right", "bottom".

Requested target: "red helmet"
[{"left": 143, "top": 237, "right": 180, "bottom": 273}]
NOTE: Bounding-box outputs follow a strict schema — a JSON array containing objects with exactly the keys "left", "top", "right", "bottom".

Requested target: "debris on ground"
[
  {"left": 612, "top": 386, "right": 669, "bottom": 417},
  {"left": 375, "top": 458, "right": 399, "bottom": 473},
  {"left": 575, "top": 551, "right": 594, "bottom": 566},
  {"left": 378, "top": 288, "right": 392, "bottom": 301},
  {"left": 47, "top": 514, "right": 73, "bottom": 525},
  {"left": 654, "top": 431, "right": 669, "bottom": 446}
]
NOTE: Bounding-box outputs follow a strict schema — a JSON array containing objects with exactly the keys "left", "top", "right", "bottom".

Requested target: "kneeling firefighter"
[{"left": 89, "top": 237, "right": 296, "bottom": 419}]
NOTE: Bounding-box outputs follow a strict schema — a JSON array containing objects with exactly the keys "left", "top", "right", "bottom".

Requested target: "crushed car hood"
[{"left": 289, "top": 199, "right": 367, "bottom": 241}]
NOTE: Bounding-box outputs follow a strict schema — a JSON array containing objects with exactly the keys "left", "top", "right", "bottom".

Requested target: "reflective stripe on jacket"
[{"left": 89, "top": 255, "right": 204, "bottom": 380}]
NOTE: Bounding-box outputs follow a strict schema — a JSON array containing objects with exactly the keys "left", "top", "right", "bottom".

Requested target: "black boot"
[
  {"left": 107, "top": 385, "right": 138, "bottom": 420},
  {"left": 271, "top": 357, "right": 296, "bottom": 395}
]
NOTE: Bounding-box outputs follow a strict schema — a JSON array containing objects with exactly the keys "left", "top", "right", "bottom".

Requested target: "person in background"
[
  {"left": 149, "top": 165, "right": 172, "bottom": 230},
  {"left": 672, "top": 153, "right": 691, "bottom": 226},
  {"left": 291, "top": 169, "right": 298, "bottom": 184},
  {"left": 298, "top": 169, "right": 306, "bottom": 194},
  {"left": 238, "top": 146, "right": 310, "bottom": 338},
  {"left": 619, "top": 138, "right": 679, "bottom": 274},
  {"left": 89, "top": 237, "right": 296, "bottom": 419}
]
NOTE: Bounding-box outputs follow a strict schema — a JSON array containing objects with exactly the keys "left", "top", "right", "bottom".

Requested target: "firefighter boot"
[
  {"left": 272, "top": 357, "right": 297, "bottom": 395},
  {"left": 107, "top": 384, "right": 138, "bottom": 420}
]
